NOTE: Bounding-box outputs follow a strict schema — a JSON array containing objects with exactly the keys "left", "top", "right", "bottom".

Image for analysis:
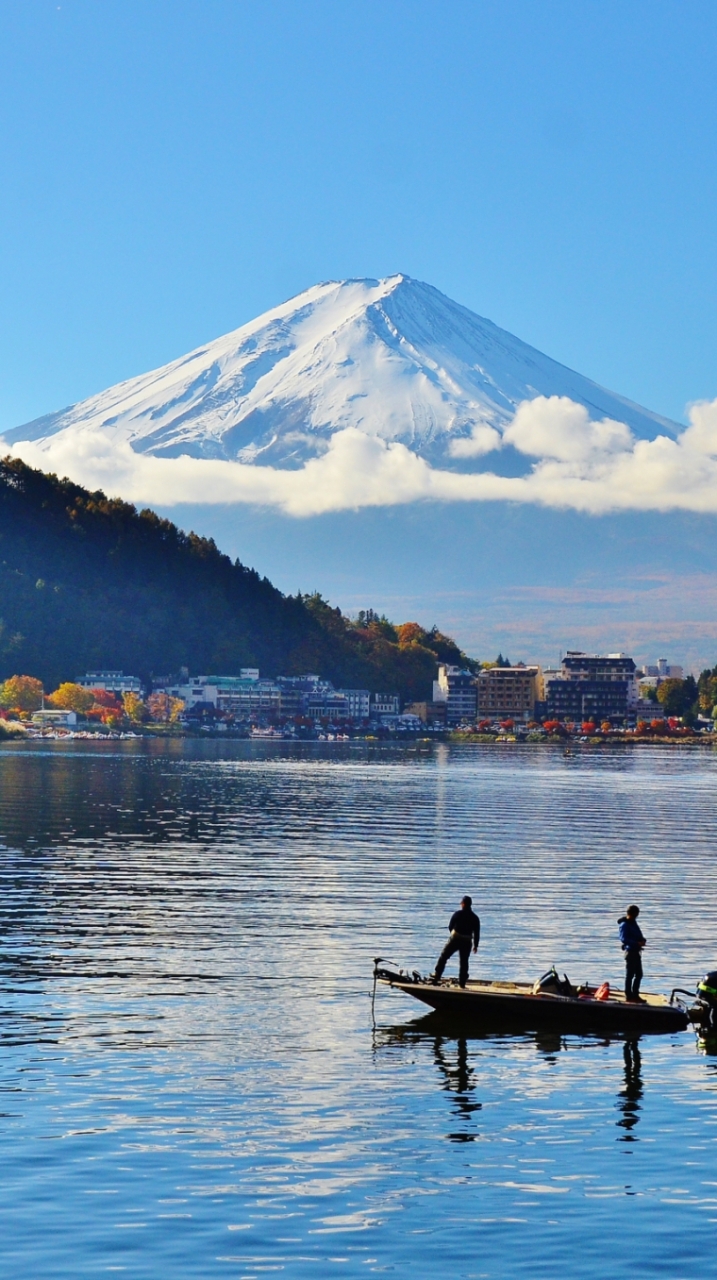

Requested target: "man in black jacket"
[{"left": 431, "top": 896, "right": 481, "bottom": 987}]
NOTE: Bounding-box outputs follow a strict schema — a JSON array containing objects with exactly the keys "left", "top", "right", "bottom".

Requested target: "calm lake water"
[{"left": 1, "top": 739, "right": 717, "bottom": 1279}]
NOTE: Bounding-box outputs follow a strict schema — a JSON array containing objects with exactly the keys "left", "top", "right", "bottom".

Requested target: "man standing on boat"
[
  {"left": 431, "top": 896, "right": 481, "bottom": 987},
  {"left": 618, "top": 904, "right": 646, "bottom": 1003}
]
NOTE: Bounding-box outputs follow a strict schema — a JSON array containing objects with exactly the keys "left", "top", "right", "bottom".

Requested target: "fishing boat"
[{"left": 373, "top": 962, "right": 690, "bottom": 1035}]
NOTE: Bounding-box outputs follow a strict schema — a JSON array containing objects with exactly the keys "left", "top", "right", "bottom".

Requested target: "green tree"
[
  {"left": 656, "top": 676, "right": 698, "bottom": 717},
  {"left": 698, "top": 668, "right": 717, "bottom": 713}
]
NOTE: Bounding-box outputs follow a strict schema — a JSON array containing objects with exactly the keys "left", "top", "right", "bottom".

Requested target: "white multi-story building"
[
  {"left": 370, "top": 693, "right": 400, "bottom": 719},
  {"left": 210, "top": 674, "right": 280, "bottom": 717},
  {"left": 338, "top": 689, "right": 371, "bottom": 720},
  {"left": 77, "top": 670, "right": 144, "bottom": 696},
  {"left": 639, "top": 658, "right": 684, "bottom": 684},
  {"left": 305, "top": 690, "right": 349, "bottom": 721},
  {"left": 155, "top": 670, "right": 280, "bottom": 718},
  {"left": 433, "top": 665, "right": 477, "bottom": 725},
  {"left": 155, "top": 679, "right": 218, "bottom": 708},
  {"left": 276, "top": 675, "right": 336, "bottom": 718}
]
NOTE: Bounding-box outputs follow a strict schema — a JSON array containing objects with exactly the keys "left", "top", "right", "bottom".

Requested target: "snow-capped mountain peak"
[{"left": 5, "top": 275, "right": 679, "bottom": 469}]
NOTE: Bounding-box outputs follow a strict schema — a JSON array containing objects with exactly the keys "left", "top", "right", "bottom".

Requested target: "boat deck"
[
  {"left": 377, "top": 971, "right": 689, "bottom": 1034},
  {"left": 452, "top": 977, "right": 674, "bottom": 1008}
]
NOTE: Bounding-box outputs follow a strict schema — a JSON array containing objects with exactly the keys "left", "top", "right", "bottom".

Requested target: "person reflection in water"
[
  {"left": 617, "top": 1040, "right": 643, "bottom": 1140},
  {"left": 430, "top": 895, "right": 480, "bottom": 987},
  {"left": 433, "top": 1036, "right": 481, "bottom": 1141}
]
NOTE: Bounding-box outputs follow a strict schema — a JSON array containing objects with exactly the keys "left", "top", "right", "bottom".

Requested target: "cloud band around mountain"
[{"left": 4, "top": 394, "right": 717, "bottom": 518}]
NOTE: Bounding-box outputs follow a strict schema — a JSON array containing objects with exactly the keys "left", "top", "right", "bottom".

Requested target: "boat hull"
[{"left": 378, "top": 976, "right": 689, "bottom": 1035}]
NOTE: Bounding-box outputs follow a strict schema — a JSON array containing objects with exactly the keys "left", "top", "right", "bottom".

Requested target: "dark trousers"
[
  {"left": 435, "top": 937, "right": 472, "bottom": 987},
  {"left": 625, "top": 950, "right": 643, "bottom": 1000}
]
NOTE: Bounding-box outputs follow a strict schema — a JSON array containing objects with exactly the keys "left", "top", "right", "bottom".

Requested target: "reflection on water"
[
  {"left": 375, "top": 1017, "right": 485, "bottom": 1142},
  {"left": 617, "top": 1040, "right": 643, "bottom": 1141},
  {"left": 2, "top": 739, "right": 717, "bottom": 1278},
  {"left": 433, "top": 1037, "right": 482, "bottom": 1141},
  {"left": 376, "top": 1016, "right": 649, "bottom": 1150}
]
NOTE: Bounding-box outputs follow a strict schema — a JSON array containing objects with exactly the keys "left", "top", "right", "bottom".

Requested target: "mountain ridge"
[{"left": 0, "top": 455, "right": 474, "bottom": 697}]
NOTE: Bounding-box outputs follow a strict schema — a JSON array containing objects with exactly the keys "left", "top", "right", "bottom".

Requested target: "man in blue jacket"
[
  {"left": 618, "top": 904, "right": 646, "bottom": 1002},
  {"left": 431, "top": 895, "right": 481, "bottom": 987}
]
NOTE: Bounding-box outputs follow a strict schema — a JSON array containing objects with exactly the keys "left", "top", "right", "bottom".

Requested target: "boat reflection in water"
[{"left": 375, "top": 1012, "right": 645, "bottom": 1146}]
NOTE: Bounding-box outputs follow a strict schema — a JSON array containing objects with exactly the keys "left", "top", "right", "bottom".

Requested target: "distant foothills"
[
  {"left": 2, "top": 456, "right": 717, "bottom": 741},
  {"left": 0, "top": 456, "right": 473, "bottom": 699}
]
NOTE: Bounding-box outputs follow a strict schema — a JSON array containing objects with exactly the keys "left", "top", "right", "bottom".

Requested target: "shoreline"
[
  {"left": 448, "top": 731, "right": 714, "bottom": 746},
  {"left": 1, "top": 727, "right": 715, "bottom": 748}
]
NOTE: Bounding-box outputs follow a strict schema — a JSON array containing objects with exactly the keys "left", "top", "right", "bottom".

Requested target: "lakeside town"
[{"left": 1, "top": 650, "right": 716, "bottom": 743}]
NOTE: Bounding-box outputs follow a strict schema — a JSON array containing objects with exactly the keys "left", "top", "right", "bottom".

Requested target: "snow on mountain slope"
[{"left": 5, "top": 275, "right": 680, "bottom": 469}]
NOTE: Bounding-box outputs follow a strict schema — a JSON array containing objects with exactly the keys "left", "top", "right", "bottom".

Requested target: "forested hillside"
[{"left": 0, "top": 458, "right": 475, "bottom": 698}]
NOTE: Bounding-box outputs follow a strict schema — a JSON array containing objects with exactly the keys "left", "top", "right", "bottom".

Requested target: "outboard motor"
[
  {"left": 532, "top": 966, "right": 575, "bottom": 998},
  {"left": 688, "top": 970, "right": 717, "bottom": 1036}
]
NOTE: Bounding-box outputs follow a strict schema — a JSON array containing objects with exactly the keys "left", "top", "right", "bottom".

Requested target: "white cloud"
[
  {"left": 502, "top": 395, "right": 634, "bottom": 461},
  {"left": 448, "top": 424, "right": 502, "bottom": 458},
  {"left": 4, "top": 394, "right": 717, "bottom": 517},
  {"left": 680, "top": 396, "right": 717, "bottom": 455}
]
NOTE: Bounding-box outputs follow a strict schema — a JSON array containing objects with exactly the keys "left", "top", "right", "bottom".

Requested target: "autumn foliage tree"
[
  {"left": 122, "top": 692, "right": 148, "bottom": 723},
  {"left": 89, "top": 688, "right": 123, "bottom": 711},
  {"left": 47, "top": 682, "right": 95, "bottom": 713},
  {"left": 147, "top": 692, "right": 184, "bottom": 723},
  {"left": 0, "top": 674, "right": 43, "bottom": 712},
  {"left": 81, "top": 688, "right": 124, "bottom": 726}
]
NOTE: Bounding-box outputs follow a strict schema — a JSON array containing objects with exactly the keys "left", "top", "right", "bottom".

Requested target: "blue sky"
[{"left": 0, "top": 0, "right": 716, "bottom": 434}]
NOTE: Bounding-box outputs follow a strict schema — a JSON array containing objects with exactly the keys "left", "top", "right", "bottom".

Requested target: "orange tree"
[
  {"left": 47, "top": 682, "right": 95, "bottom": 714},
  {"left": 0, "top": 674, "right": 43, "bottom": 712},
  {"left": 86, "top": 689, "right": 124, "bottom": 724},
  {"left": 543, "top": 719, "right": 567, "bottom": 736},
  {"left": 147, "top": 692, "right": 184, "bottom": 723}
]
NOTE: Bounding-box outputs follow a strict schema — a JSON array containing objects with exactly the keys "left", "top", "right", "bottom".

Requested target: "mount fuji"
[
  {"left": 4, "top": 275, "right": 717, "bottom": 671},
  {"left": 5, "top": 274, "right": 679, "bottom": 471}
]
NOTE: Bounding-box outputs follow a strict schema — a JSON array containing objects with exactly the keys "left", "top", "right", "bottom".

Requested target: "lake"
[{"left": 1, "top": 738, "right": 716, "bottom": 1279}]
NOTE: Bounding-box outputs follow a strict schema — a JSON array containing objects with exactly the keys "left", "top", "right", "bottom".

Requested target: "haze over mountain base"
[{"left": 155, "top": 500, "right": 717, "bottom": 673}]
